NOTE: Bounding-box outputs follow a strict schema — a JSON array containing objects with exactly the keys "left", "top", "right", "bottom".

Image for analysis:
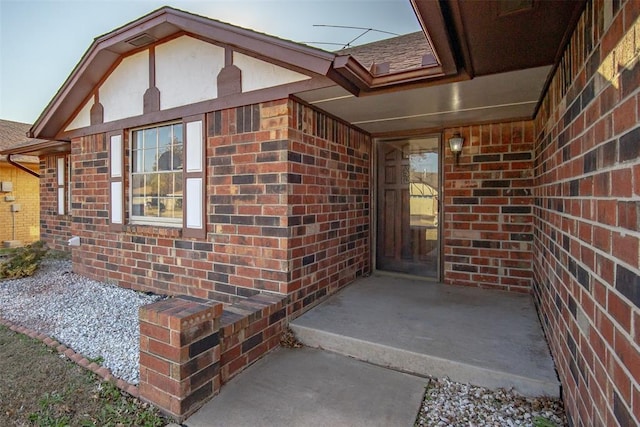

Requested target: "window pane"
[
  {"left": 173, "top": 124, "right": 183, "bottom": 145},
  {"left": 157, "top": 150, "right": 172, "bottom": 171},
  {"left": 158, "top": 173, "right": 173, "bottom": 197},
  {"left": 158, "top": 125, "right": 171, "bottom": 153},
  {"left": 146, "top": 198, "right": 162, "bottom": 217},
  {"left": 131, "top": 174, "right": 145, "bottom": 216},
  {"left": 132, "top": 149, "right": 142, "bottom": 173},
  {"left": 143, "top": 128, "right": 157, "bottom": 150},
  {"left": 174, "top": 172, "right": 182, "bottom": 197},
  {"left": 132, "top": 130, "right": 143, "bottom": 151},
  {"left": 173, "top": 144, "right": 183, "bottom": 170},
  {"left": 143, "top": 149, "right": 157, "bottom": 172},
  {"left": 168, "top": 197, "right": 183, "bottom": 219},
  {"left": 144, "top": 173, "right": 158, "bottom": 195}
]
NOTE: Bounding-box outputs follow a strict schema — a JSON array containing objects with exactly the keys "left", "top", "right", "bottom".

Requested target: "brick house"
[
  {"left": 0, "top": 120, "right": 41, "bottom": 247},
  {"left": 3, "top": 1, "right": 639, "bottom": 425}
]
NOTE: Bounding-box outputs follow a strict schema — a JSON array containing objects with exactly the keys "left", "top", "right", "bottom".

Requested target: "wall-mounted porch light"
[{"left": 448, "top": 132, "right": 464, "bottom": 165}]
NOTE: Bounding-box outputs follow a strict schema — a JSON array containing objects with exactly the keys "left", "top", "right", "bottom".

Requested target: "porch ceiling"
[
  {"left": 294, "top": 0, "right": 585, "bottom": 136},
  {"left": 295, "top": 65, "right": 551, "bottom": 135}
]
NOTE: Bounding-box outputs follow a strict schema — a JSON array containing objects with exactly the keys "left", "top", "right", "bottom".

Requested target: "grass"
[{"left": 0, "top": 325, "right": 166, "bottom": 426}]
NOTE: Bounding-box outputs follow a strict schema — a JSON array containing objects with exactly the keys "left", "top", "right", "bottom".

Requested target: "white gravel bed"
[
  {"left": 416, "top": 377, "right": 567, "bottom": 426},
  {"left": 0, "top": 260, "right": 163, "bottom": 384}
]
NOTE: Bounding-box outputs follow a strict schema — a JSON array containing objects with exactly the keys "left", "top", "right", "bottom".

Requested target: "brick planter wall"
[
  {"left": 443, "top": 121, "right": 535, "bottom": 292},
  {"left": 139, "top": 293, "right": 287, "bottom": 421},
  {"left": 219, "top": 293, "right": 286, "bottom": 382},
  {"left": 533, "top": 1, "right": 640, "bottom": 425},
  {"left": 139, "top": 296, "right": 223, "bottom": 421}
]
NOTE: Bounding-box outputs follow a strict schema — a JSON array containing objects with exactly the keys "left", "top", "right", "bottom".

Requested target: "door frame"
[{"left": 371, "top": 134, "right": 444, "bottom": 282}]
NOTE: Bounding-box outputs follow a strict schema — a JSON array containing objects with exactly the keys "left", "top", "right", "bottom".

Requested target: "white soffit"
[
  {"left": 295, "top": 65, "right": 552, "bottom": 133},
  {"left": 156, "top": 35, "right": 224, "bottom": 110}
]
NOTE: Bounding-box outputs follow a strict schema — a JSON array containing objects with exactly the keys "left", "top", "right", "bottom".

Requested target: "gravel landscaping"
[
  {"left": 416, "top": 377, "right": 566, "bottom": 426},
  {"left": 0, "top": 259, "right": 163, "bottom": 384}
]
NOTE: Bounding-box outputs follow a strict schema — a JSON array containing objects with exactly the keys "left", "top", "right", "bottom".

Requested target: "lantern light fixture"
[{"left": 448, "top": 132, "right": 464, "bottom": 165}]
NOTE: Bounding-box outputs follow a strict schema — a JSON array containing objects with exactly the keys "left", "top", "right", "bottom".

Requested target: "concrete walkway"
[
  {"left": 290, "top": 274, "right": 559, "bottom": 397},
  {"left": 185, "top": 347, "right": 426, "bottom": 427}
]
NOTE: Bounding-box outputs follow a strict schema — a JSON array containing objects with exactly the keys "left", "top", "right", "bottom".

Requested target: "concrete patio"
[
  {"left": 290, "top": 273, "right": 560, "bottom": 397},
  {"left": 186, "top": 274, "right": 560, "bottom": 426}
]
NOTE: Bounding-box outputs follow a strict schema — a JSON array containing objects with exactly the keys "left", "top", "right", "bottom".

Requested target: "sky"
[{"left": 0, "top": 0, "right": 420, "bottom": 124}]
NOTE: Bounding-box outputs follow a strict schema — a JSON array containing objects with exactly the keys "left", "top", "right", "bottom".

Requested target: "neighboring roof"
[
  {"left": 336, "top": 31, "right": 436, "bottom": 74},
  {"left": 0, "top": 120, "right": 32, "bottom": 151},
  {"left": 0, "top": 119, "right": 68, "bottom": 157}
]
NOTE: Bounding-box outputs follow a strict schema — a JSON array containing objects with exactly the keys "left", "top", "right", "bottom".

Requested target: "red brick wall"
[
  {"left": 39, "top": 155, "right": 72, "bottom": 253},
  {"left": 533, "top": 1, "right": 640, "bottom": 425},
  {"left": 285, "top": 101, "right": 371, "bottom": 317},
  {"left": 67, "top": 99, "right": 371, "bottom": 317},
  {"left": 205, "top": 101, "right": 290, "bottom": 300},
  {"left": 443, "top": 121, "right": 535, "bottom": 292}
]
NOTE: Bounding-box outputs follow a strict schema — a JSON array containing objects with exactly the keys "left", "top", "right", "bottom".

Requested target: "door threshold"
[{"left": 372, "top": 269, "right": 440, "bottom": 283}]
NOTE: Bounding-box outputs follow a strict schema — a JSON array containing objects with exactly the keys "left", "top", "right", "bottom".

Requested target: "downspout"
[{"left": 7, "top": 154, "right": 40, "bottom": 178}]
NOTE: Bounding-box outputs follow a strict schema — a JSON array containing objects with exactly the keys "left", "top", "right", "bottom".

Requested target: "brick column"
[{"left": 139, "top": 296, "right": 223, "bottom": 422}]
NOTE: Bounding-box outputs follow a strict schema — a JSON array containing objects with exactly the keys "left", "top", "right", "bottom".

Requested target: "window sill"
[{"left": 123, "top": 223, "right": 182, "bottom": 238}]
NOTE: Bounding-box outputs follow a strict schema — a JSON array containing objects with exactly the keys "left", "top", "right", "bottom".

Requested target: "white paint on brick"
[
  {"left": 64, "top": 95, "right": 93, "bottom": 131},
  {"left": 234, "top": 52, "right": 310, "bottom": 92},
  {"left": 100, "top": 50, "right": 148, "bottom": 123},
  {"left": 156, "top": 36, "right": 223, "bottom": 110}
]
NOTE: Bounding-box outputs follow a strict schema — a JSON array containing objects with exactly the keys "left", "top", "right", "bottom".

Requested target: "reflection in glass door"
[{"left": 376, "top": 137, "right": 440, "bottom": 278}]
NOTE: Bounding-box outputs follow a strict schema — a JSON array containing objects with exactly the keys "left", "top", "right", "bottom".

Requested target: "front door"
[{"left": 376, "top": 137, "right": 440, "bottom": 278}]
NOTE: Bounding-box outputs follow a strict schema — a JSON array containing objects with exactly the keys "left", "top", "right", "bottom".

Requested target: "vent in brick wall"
[{"left": 293, "top": 101, "right": 368, "bottom": 149}]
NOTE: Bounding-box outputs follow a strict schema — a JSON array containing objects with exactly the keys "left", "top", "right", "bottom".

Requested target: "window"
[
  {"left": 108, "top": 116, "right": 204, "bottom": 237},
  {"left": 130, "top": 122, "right": 184, "bottom": 226},
  {"left": 56, "top": 156, "right": 67, "bottom": 215},
  {"left": 67, "top": 158, "right": 72, "bottom": 214}
]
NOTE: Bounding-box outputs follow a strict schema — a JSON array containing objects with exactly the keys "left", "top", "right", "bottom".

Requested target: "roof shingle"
[
  {"left": 0, "top": 119, "right": 32, "bottom": 151},
  {"left": 336, "top": 31, "right": 435, "bottom": 74}
]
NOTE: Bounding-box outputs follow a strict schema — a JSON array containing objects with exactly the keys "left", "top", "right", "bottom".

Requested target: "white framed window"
[
  {"left": 130, "top": 122, "right": 184, "bottom": 227},
  {"left": 56, "top": 156, "right": 67, "bottom": 215}
]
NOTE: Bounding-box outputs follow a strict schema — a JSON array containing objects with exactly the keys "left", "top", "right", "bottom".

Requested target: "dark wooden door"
[{"left": 377, "top": 139, "right": 439, "bottom": 278}]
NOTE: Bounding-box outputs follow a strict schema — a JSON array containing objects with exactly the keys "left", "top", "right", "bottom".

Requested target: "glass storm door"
[{"left": 376, "top": 137, "right": 440, "bottom": 278}]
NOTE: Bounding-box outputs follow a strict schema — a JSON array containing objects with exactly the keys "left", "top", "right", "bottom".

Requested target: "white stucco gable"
[
  {"left": 63, "top": 35, "right": 315, "bottom": 132},
  {"left": 35, "top": 7, "right": 335, "bottom": 140},
  {"left": 155, "top": 36, "right": 224, "bottom": 110},
  {"left": 234, "top": 52, "right": 310, "bottom": 92}
]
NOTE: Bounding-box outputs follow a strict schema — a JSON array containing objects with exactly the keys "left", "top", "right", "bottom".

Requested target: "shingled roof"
[
  {"left": 336, "top": 31, "right": 436, "bottom": 74},
  {"left": 0, "top": 119, "right": 48, "bottom": 160},
  {"left": 0, "top": 119, "right": 32, "bottom": 151}
]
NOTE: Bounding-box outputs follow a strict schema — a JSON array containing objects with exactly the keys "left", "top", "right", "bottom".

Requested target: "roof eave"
[
  {"left": 0, "top": 140, "right": 71, "bottom": 157},
  {"left": 30, "top": 6, "right": 336, "bottom": 140},
  {"left": 330, "top": 55, "right": 461, "bottom": 96}
]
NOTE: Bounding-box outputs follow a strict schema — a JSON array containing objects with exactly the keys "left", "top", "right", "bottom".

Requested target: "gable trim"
[{"left": 29, "top": 7, "right": 335, "bottom": 141}]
